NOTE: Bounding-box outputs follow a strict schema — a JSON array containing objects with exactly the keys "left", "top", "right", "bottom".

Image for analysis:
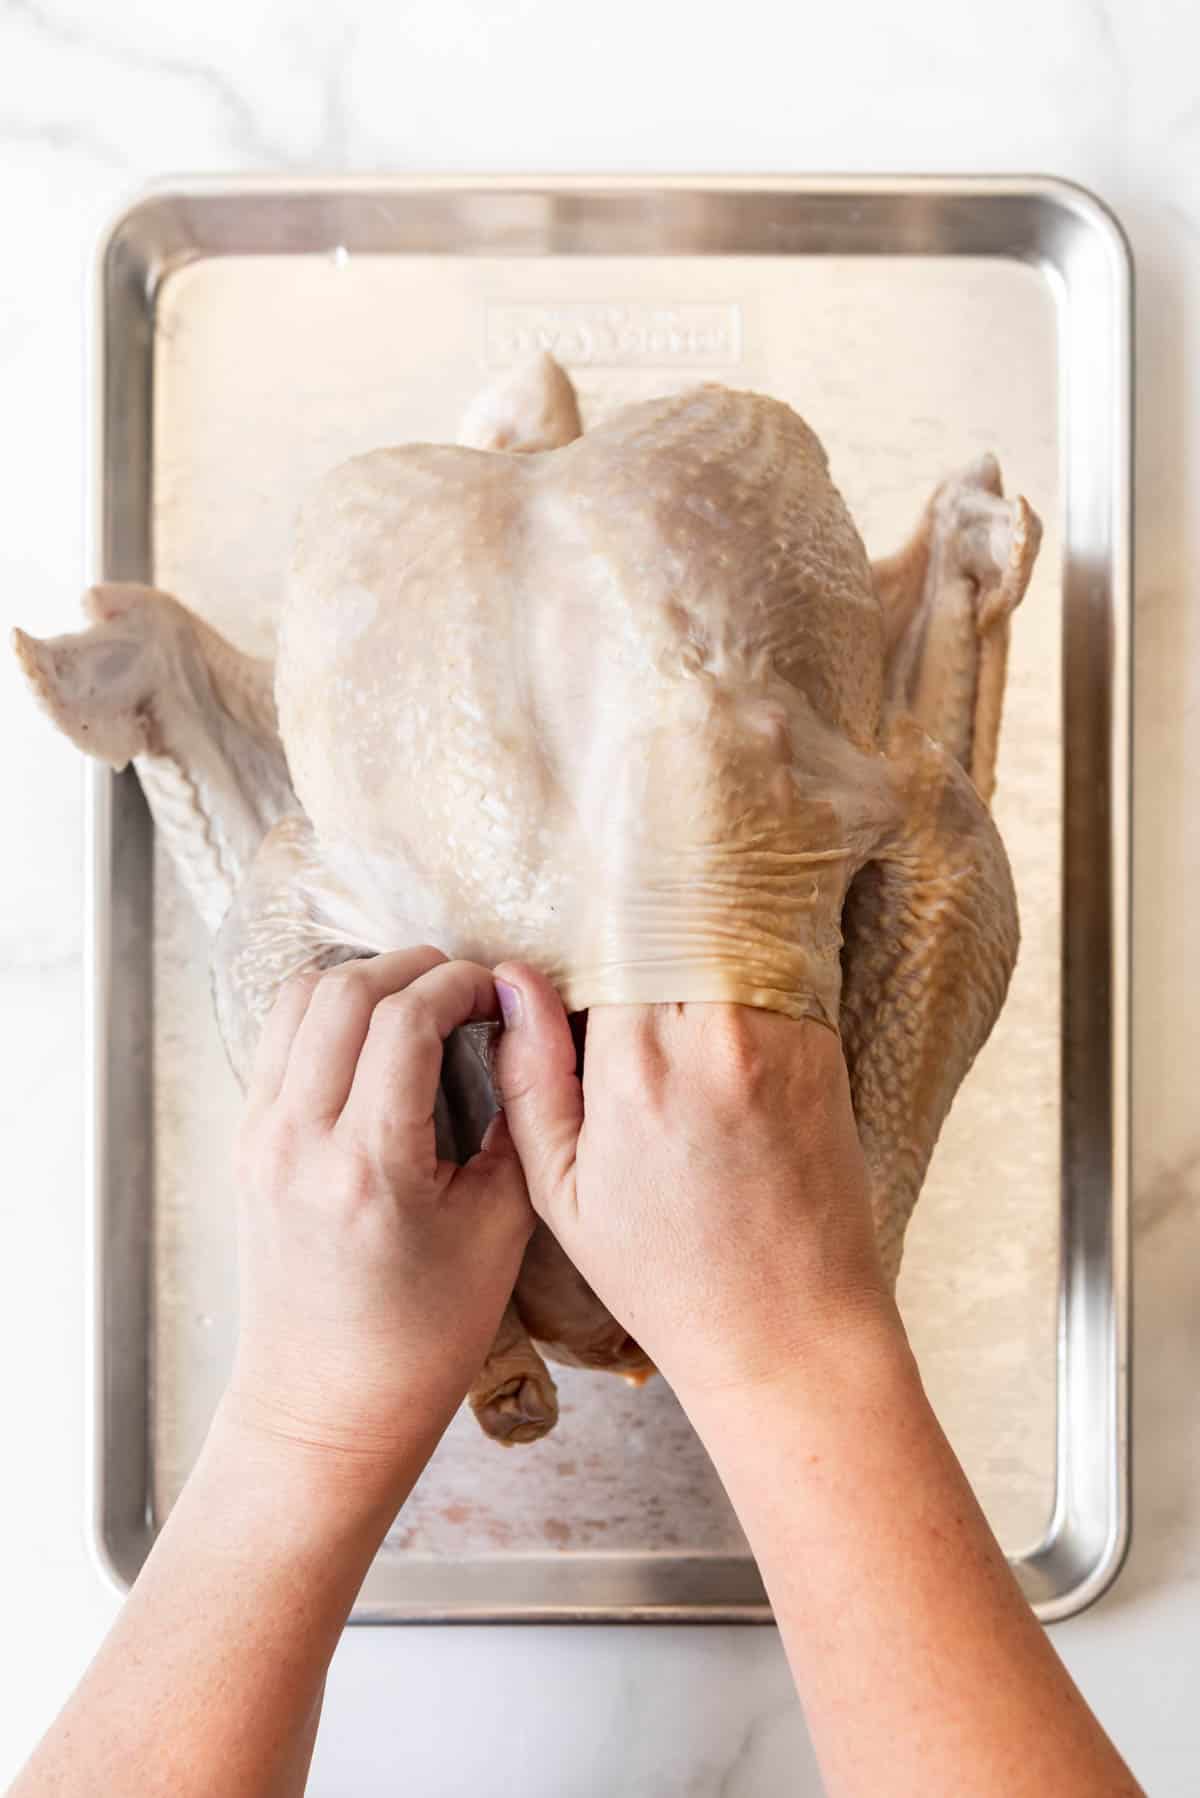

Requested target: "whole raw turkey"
[{"left": 14, "top": 351, "right": 1041, "bottom": 1445}]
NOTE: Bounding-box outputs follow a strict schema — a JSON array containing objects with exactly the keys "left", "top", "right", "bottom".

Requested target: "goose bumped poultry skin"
[{"left": 13, "top": 351, "right": 1041, "bottom": 1445}]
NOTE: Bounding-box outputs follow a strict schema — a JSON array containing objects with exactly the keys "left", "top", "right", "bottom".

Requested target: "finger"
[
  {"left": 490, "top": 962, "right": 582, "bottom": 1222},
  {"left": 338, "top": 959, "right": 502, "bottom": 1150},
  {"left": 280, "top": 945, "right": 447, "bottom": 1120},
  {"left": 246, "top": 971, "right": 321, "bottom": 1112},
  {"left": 463, "top": 1108, "right": 535, "bottom": 1210},
  {"left": 455, "top": 1112, "right": 537, "bottom": 1237}
]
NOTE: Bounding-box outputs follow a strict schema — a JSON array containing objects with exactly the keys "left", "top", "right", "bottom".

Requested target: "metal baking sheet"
[{"left": 88, "top": 177, "right": 1130, "bottom": 1622}]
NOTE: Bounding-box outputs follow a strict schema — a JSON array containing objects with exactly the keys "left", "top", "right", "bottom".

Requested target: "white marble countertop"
[{"left": 1, "top": 1, "right": 1197, "bottom": 1792}]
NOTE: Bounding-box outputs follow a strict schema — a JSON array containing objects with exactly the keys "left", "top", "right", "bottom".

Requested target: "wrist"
[
  {"left": 671, "top": 1291, "right": 920, "bottom": 1454},
  {"left": 205, "top": 1386, "right": 434, "bottom": 1545}
]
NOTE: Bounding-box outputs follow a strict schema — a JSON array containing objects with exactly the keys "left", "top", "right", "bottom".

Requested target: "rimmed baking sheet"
[{"left": 89, "top": 177, "right": 1130, "bottom": 1620}]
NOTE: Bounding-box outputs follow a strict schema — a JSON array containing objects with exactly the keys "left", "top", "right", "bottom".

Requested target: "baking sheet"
[{"left": 91, "top": 179, "right": 1130, "bottom": 1620}]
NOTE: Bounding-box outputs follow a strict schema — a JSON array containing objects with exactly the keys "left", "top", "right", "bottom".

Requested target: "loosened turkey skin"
[{"left": 280, "top": 387, "right": 894, "bottom": 1030}]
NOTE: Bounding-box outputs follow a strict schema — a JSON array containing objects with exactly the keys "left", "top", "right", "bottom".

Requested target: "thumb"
[{"left": 491, "top": 962, "right": 582, "bottom": 1223}]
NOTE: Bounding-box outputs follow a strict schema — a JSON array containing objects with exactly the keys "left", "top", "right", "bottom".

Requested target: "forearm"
[
  {"left": 13, "top": 951, "right": 532, "bottom": 1797},
  {"left": 12, "top": 1398, "right": 428, "bottom": 1798},
  {"left": 679, "top": 1308, "right": 1141, "bottom": 1798}
]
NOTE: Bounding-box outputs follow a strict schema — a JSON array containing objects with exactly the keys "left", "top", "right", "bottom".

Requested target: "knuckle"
[
  {"left": 597, "top": 1026, "right": 663, "bottom": 1112},
  {"left": 316, "top": 957, "right": 372, "bottom": 995},
  {"left": 374, "top": 986, "right": 418, "bottom": 1016},
  {"left": 491, "top": 1064, "right": 532, "bottom": 1108},
  {"left": 336, "top": 1121, "right": 432, "bottom": 1198},
  {"left": 702, "top": 1007, "right": 771, "bottom": 1105},
  {"left": 401, "top": 992, "right": 449, "bottom": 1048},
  {"left": 440, "top": 955, "right": 482, "bottom": 979},
  {"left": 329, "top": 1140, "right": 377, "bottom": 1208},
  {"left": 371, "top": 987, "right": 430, "bottom": 1036},
  {"left": 489, "top": 1037, "right": 536, "bottom": 1108}
]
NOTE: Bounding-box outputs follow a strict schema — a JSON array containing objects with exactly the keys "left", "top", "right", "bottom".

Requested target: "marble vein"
[
  {"left": 2, "top": 0, "right": 285, "bottom": 164},
  {"left": 0, "top": 112, "right": 127, "bottom": 165}
]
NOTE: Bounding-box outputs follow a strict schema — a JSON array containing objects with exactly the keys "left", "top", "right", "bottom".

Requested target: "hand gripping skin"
[
  {"left": 447, "top": 1015, "right": 656, "bottom": 1386},
  {"left": 438, "top": 1021, "right": 561, "bottom": 1440},
  {"left": 212, "top": 817, "right": 560, "bottom": 1446}
]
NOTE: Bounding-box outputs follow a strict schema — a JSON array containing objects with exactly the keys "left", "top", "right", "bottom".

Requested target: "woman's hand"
[
  {"left": 228, "top": 947, "right": 534, "bottom": 1488},
  {"left": 491, "top": 965, "right": 893, "bottom": 1405},
  {"left": 12, "top": 947, "right": 539, "bottom": 1798},
  {"left": 489, "top": 969, "right": 1144, "bottom": 1798}
]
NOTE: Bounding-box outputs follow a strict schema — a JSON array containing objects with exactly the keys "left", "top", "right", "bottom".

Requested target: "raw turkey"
[{"left": 14, "top": 350, "right": 1041, "bottom": 1445}]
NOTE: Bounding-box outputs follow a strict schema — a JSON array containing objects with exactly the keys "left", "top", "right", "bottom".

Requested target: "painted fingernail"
[{"left": 495, "top": 978, "right": 522, "bottom": 1028}]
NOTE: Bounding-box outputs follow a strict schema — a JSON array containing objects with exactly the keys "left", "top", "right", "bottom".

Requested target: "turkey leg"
[
  {"left": 872, "top": 456, "right": 1042, "bottom": 803},
  {"left": 516, "top": 1224, "right": 655, "bottom": 1380},
  {"left": 839, "top": 721, "right": 1020, "bottom": 1282}
]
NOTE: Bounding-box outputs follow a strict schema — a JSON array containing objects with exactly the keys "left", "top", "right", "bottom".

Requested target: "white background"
[{"left": 1, "top": 2, "right": 1197, "bottom": 1792}]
